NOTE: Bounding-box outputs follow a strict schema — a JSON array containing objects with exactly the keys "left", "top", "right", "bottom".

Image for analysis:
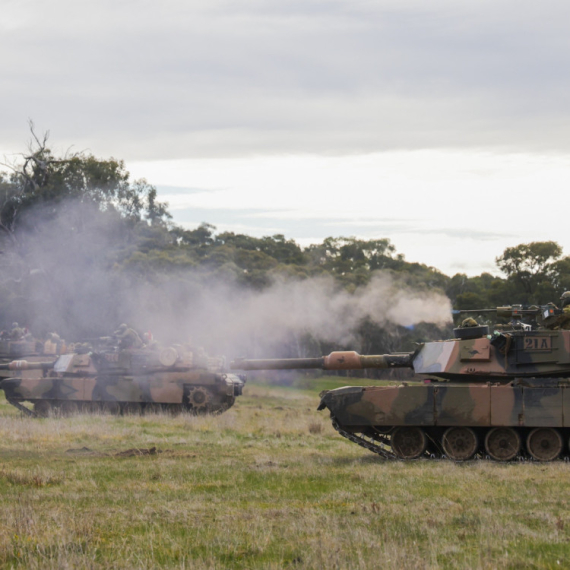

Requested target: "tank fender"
[
  {"left": 0, "top": 377, "right": 22, "bottom": 399},
  {"left": 218, "top": 373, "right": 246, "bottom": 396},
  {"left": 318, "top": 386, "right": 364, "bottom": 411}
]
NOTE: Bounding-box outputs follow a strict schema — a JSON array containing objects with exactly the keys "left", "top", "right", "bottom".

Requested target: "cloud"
[
  {"left": 171, "top": 207, "right": 418, "bottom": 239},
  {"left": 155, "top": 186, "right": 213, "bottom": 196},
  {"left": 398, "top": 227, "right": 515, "bottom": 242},
  {"left": 2, "top": 0, "right": 570, "bottom": 159}
]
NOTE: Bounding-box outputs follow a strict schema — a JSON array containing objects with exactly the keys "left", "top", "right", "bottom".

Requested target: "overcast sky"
[{"left": 2, "top": 0, "right": 570, "bottom": 276}]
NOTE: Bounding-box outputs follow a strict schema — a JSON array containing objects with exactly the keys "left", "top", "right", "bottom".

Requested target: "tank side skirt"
[
  {"left": 341, "top": 382, "right": 568, "bottom": 428},
  {"left": 331, "top": 417, "right": 570, "bottom": 461},
  {"left": 325, "top": 381, "right": 570, "bottom": 460}
]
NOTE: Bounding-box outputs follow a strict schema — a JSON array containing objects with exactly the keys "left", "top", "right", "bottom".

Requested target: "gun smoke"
[
  {"left": 134, "top": 274, "right": 452, "bottom": 358},
  {"left": 0, "top": 200, "right": 452, "bottom": 358}
]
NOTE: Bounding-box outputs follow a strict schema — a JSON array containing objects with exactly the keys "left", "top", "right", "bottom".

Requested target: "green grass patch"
[{"left": 0, "top": 383, "right": 569, "bottom": 568}]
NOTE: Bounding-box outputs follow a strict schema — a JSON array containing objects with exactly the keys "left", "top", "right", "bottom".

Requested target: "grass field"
[{"left": 1, "top": 376, "right": 570, "bottom": 569}]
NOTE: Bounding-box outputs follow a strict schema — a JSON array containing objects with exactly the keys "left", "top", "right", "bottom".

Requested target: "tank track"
[
  {"left": 5, "top": 398, "right": 230, "bottom": 417},
  {"left": 329, "top": 415, "right": 570, "bottom": 462},
  {"left": 331, "top": 415, "right": 397, "bottom": 459},
  {"left": 6, "top": 398, "right": 37, "bottom": 417}
]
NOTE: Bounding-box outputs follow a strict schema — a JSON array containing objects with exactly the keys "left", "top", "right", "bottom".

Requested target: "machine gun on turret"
[
  {"left": 453, "top": 304, "right": 560, "bottom": 319},
  {"left": 452, "top": 304, "right": 566, "bottom": 331}
]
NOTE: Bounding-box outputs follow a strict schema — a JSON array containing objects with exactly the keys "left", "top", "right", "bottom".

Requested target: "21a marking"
[{"left": 524, "top": 337, "right": 552, "bottom": 351}]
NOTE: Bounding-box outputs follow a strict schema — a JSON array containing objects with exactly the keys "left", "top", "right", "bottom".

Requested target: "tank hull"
[
  {"left": 319, "top": 382, "right": 570, "bottom": 461},
  {"left": 1, "top": 371, "right": 244, "bottom": 416}
]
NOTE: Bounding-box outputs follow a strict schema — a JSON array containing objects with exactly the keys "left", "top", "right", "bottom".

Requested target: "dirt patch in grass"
[
  {"left": 114, "top": 446, "right": 162, "bottom": 457},
  {"left": 65, "top": 446, "right": 171, "bottom": 457},
  {"left": 65, "top": 446, "right": 98, "bottom": 455}
]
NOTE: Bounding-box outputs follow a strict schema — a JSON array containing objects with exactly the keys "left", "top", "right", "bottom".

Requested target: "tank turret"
[
  {"left": 233, "top": 326, "right": 570, "bottom": 380},
  {"left": 231, "top": 325, "right": 570, "bottom": 462},
  {"left": 1, "top": 344, "right": 246, "bottom": 418}
]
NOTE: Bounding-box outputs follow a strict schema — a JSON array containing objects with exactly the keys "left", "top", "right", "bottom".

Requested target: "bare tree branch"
[{"left": 28, "top": 119, "right": 49, "bottom": 152}]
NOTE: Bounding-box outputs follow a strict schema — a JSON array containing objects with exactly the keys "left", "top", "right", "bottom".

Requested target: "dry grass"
[{"left": 0, "top": 382, "right": 569, "bottom": 568}]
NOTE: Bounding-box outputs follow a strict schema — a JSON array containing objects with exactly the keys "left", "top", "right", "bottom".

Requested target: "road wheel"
[
  {"left": 33, "top": 400, "right": 51, "bottom": 418},
  {"left": 391, "top": 427, "right": 427, "bottom": 459},
  {"left": 101, "top": 401, "right": 120, "bottom": 415},
  {"left": 80, "top": 402, "right": 98, "bottom": 414},
  {"left": 122, "top": 403, "right": 142, "bottom": 415},
  {"left": 442, "top": 427, "right": 478, "bottom": 461},
  {"left": 60, "top": 401, "right": 79, "bottom": 416},
  {"left": 526, "top": 428, "right": 563, "bottom": 461},
  {"left": 144, "top": 403, "right": 163, "bottom": 415},
  {"left": 485, "top": 427, "right": 521, "bottom": 461},
  {"left": 166, "top": 404, "right": 183, "bottom": 416}
]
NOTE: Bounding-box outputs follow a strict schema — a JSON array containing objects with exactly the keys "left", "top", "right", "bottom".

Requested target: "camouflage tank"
[
  {"left": 0, "top": 344, "right": 246, "bottom": 417},
  {"left": 231, "top": 304, "right": 570, "bottom": 462}
]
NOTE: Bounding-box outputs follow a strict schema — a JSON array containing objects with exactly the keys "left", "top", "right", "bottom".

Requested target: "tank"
[
  {"left": 231, "top": 307, "right": 570, "bottom": 461},
  {"left": 0, "top": 344, "right": 246, "bottom": 417}
]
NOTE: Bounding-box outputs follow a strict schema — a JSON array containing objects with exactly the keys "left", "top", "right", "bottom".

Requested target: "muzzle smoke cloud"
[
  {"left": 142, "top": 273, "right": 452, "bottom": 356},
  {"left": 4, "top": 200, "right": 452, "bottom": 358}
]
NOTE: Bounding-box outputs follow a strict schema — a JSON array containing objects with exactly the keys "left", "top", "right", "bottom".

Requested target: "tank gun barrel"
[
  {"left": 0, "top": 360, "right": 55, "bottom": 371},
  {"left": 232, "top": 357, "right": 324, "bottom": 370},
  {"left": 453, "top": 305, "right": 555, "bottom": 319},
  {"left": 452, "top": 309, "right": 498, "bottom": 314},
  {"left": 231, "top": 351, "right": 414, "bottom": 371}
]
